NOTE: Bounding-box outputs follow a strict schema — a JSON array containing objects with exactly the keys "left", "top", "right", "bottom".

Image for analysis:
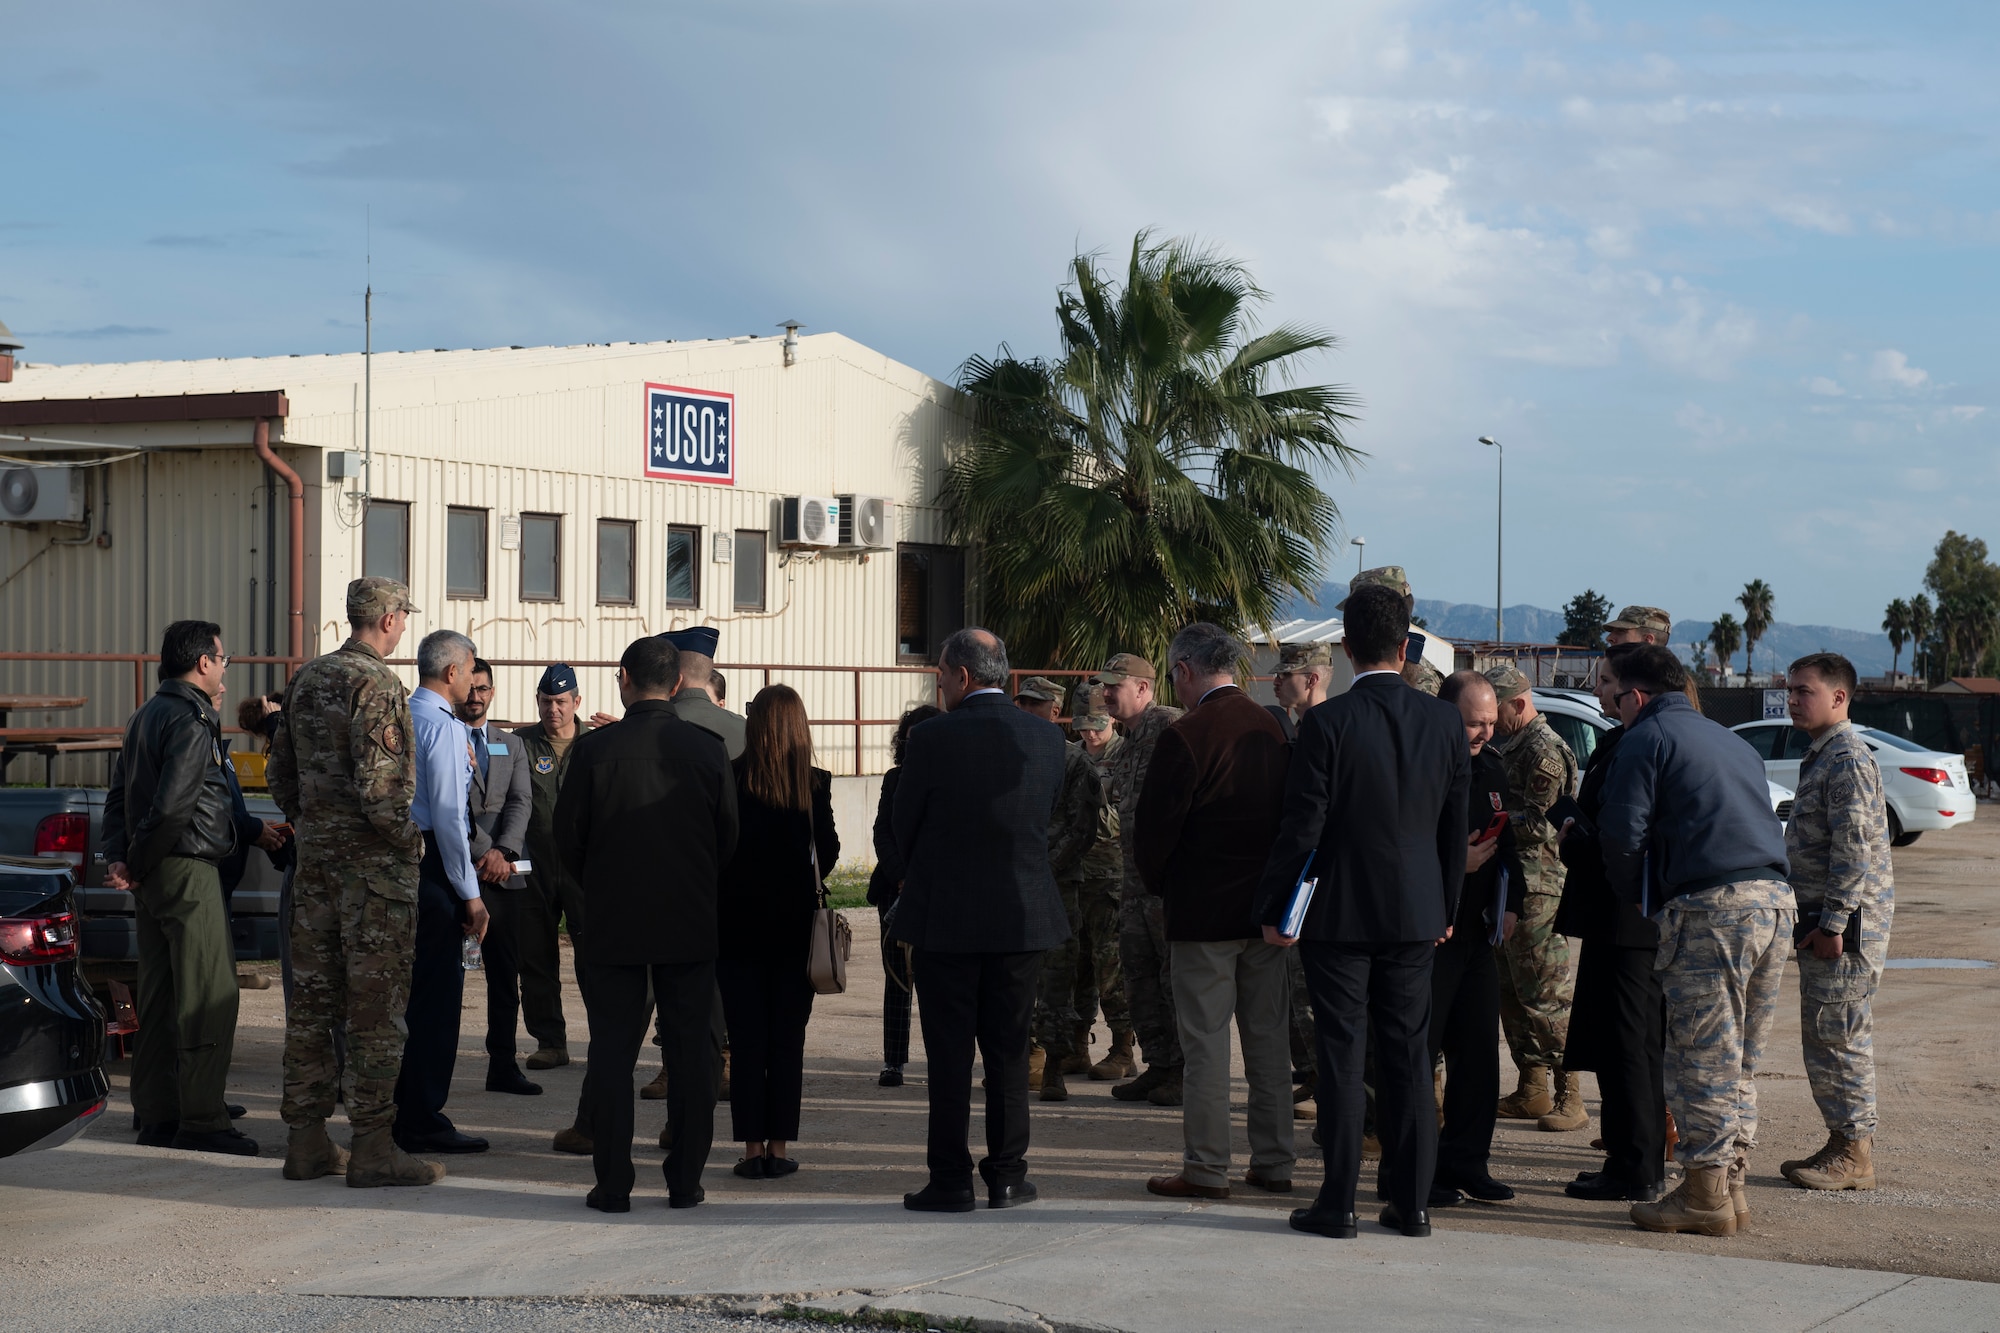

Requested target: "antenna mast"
[{"left": 362, "top": 211, "right": 373, "bottom": 504}]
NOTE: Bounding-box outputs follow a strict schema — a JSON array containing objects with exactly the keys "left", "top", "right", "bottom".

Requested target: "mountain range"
[{"left": 1282, "top": 584, "right": 1899, "bottom": 676}]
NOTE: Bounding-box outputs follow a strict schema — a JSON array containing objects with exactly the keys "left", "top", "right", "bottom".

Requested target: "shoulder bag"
[{"left": 806, "top": 798, "right": 852, "bottom": 994}]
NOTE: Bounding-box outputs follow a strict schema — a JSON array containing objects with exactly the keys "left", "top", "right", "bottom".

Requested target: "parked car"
[
  {"left": 1729, "top": 720, "right": 1975, "bottom": 846},
  {"left": 0, "top": 855, "right": 108, "bottom": 1157},
  {"left": 1535, "top": 689, "right": 1795, "bottom": 820}
]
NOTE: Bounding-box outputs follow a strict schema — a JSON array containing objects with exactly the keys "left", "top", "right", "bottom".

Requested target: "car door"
[
  {"left": 1736, "top": 723, "right": 1798, "bottom": 788},
  {"left": 1773, "top": 726, "right": 1818, "bottom": 790}
]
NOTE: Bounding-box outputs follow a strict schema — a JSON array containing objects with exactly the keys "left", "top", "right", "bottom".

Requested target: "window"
[
  {"left": 732, "top": 529, "right": 766, "bottom": 610},
  {"left": 597, "top": 519, "right": 636, "bottom": 605},
  {"left": 1738, "top": 725, "right": 1785, "bottom": 760},
  {"left": 446, "top": 507, "right": 487, "bottom": 599},
  {"left": 1543, "top": 713, "right": 1599, "bottom": 774},
  {"left": 520, "top": 513, "right": 562, "bottom": 602},
  {"left": 896, "top": 543, "right": 966, "bottom": 662},
  {"left": 1781, "top": 727, "right": 1819, "bottom": 761},
  {"left": 362, "top": 500, "right": 409, "bottom": 584},
  {"left": 665, "top": 525, "right": 700, "bottom": 607}
]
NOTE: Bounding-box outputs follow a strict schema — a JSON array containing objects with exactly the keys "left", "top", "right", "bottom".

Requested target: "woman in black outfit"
[
  {"left": 716, "top": 685, "right": 839, "bottom": 1178},
  {"left": 866, "top": 704, "right": 939, "bottom": 1087}
]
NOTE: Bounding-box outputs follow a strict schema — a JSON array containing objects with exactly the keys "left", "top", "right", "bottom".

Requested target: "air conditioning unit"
[
  {"left": 837, "top": 494, "right": 895, "bottom": 548},
  {"left": 0, "top": 466, "right": 85, "bottom": 523},
  {"left": 780, "top": 495, "right": 841, "bottom": 548}
]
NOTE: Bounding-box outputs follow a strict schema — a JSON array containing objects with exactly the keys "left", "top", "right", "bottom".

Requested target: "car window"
[
  {"left": 1781, "top": 727, "right": 1818, "bottom": 760},
  {"left": 1542, "top": 713, "right": 1597, "bottom": 773},
  {"left": 1857, "top": 727, "right": 1930, "bottom": 754},
  {"left": 0, "top": 871, "right": 68, "bottom": 916},
  {"left": 1738, "top": 726, "right": 1786, "bottom": 760}
]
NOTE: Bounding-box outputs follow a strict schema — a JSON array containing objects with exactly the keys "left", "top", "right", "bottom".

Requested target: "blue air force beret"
[
  {"left": 661, "top": 626, "right": 720, "bottom": 657},
  {"left": 536, "top": 663, "right": 579, "bottom": 696}
]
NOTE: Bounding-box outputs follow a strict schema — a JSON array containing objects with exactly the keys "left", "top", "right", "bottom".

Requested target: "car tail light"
[
  {"left": 1900, "top": 767, "right": 1952, "bottom": 786},
  {"left": 0, "top": 910, "right": 80, "bottom": 965},
  {"left": 33, "top": 812, "right": 89, "bottom": 871}
]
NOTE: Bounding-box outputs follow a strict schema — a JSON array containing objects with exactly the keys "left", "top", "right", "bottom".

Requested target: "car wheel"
[{"left": 1888, "top": 809, "right": 1921, "bottom": 848}]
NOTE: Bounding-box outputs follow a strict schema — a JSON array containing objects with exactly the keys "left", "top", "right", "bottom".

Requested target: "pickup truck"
[{"left": 0, "top": 787, "right": 286, "bottom": 989}]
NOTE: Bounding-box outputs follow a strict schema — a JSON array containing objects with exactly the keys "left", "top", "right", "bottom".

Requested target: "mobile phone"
[
  {"left": 1406, "top": 631, "right": 1428, "bottom": 662},
  {"left": 268, "top": 822, "right": 294, "bottom": 838},
  {"left": 1475, "top": 810, "right": 1510, "bottom": 844}
]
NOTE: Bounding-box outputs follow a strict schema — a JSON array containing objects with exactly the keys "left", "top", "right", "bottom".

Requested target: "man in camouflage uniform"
[
  {"left": 1604, "top": 605, "right": 1672, "bottom": 647},
  {"left": 1339, "top": 566, "right": 1442, "bottom": 694},
  {"left": 1485, "top": 664, "right": 1583, "bottom": 1130},
  {"left": 1070, "top": 686, "right": 1133, "bottom": 1080},
  {"left": 1600, "top": 644, "right": 1794, "bottom": 1238},
  {"left": 1776, "top": 653, "right": 1892, "bottom": 1192},
  {"left": 1016, "top": 676, "right": 1104, "bottom": 1101},
  {"left": 1098, "top": 653, "right": 1186, "bottom": 1105},
  {"left": 267, "top": 578, "right": 443, "bottom": 1188}
]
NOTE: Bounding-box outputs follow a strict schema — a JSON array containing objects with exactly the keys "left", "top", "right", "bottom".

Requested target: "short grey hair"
[
  {"left": 1168, "top": 622, "right": 1244, "bottom": 677},
  {"left": 939, "top": 627, "right": 1009, "bottom": 688},
  {"left": 417, "top": 629, "right": 477, "bottom": 681}
]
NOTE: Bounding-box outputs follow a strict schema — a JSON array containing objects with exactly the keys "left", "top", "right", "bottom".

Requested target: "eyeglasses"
[
  {"left": 206, "top": 652, "right": 232, "bottom": 668},
  {"left": 1611, "top": 688, "right": 1647, "bottom": 706}
]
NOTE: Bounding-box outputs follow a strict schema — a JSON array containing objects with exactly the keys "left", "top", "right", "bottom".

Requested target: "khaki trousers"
[{"left": 1168, "top": 939, "right": 1295, "bottom": 1189}]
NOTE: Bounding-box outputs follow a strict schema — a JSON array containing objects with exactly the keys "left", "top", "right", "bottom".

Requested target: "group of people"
[{"left": 102, "top": 565, "right": 1893, "bottom": 1238}]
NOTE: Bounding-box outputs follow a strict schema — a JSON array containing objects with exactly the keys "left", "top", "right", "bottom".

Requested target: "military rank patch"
[
  {"left": 535, "top": 755, "right": 555, "bottom": 774},
  {"left": 1491, "top": 790, "right": 1504, "bottom": 811}
]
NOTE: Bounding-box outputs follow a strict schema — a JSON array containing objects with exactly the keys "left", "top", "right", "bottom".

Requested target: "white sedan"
[
  {"left": 1728, "top": 720, "right": 1974, "bottom": 847},
  {"left": 1533, "top": 689, "right": 1795, "bottom": 819}
]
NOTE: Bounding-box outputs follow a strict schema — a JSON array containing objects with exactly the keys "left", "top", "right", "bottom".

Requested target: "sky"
[{"left": 5, "top": 0, "right": 1997, "bottom": 635}]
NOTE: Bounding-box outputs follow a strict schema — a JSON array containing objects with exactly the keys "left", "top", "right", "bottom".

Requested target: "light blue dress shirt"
[{"left": 409, "top": 686, "right": 479, "bottom": 902}]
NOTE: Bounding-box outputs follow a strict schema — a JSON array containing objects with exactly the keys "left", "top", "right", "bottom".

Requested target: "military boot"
[
  {"left": 1146, "top": 1066, "right": 1185, "bottom": 1107},
  {"left": 346, "top": 1128, "right": 445, "bottom": 1188},
  {"left": 281, "top": 1121, "right": 349, "bottom": 1181},
  {"left": 1040, "top": 1064, "right": 1070, "bottom": 1102},
  {"left": 1029, "top": 1043, "right": 1046, "bottom": 1092},
  {"left": 1060, "top": 1025, "right": 1095, "bottom": 1076},
  {"left": 1091, "top": 1032, "right": 1137, "bottom": 1081},
  {"left": 1496, "top": 1066, "right": 1553, "bottom": 1120},
  {"left": 1779, "top": 1131, "right": 1843, "bottom": 1183},
  {"left": 1631, "top": 1165, "right": 1735, "bottom": 1236},
  {"left": 1791, "top": 1135, "right": 1875, "bottom": 1192},
  {"left": 1112, "top": 1063, "right": 1169, "bottom": 1101},
  {"left": 1726, "top": 1154, "right": 1751, "bottom": 1231},
  {"left": 1537, "top": 1072, "right": 1589, "bottom": 1132}
]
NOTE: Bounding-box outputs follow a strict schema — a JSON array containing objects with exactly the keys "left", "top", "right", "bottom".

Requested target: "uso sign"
[{"left": 645, "top": 383, "right": 735, "bottom": 485}]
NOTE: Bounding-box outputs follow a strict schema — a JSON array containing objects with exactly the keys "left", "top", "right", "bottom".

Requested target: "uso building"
[{"left": 0, "top": 331, "right": 971, "bottom": 777}]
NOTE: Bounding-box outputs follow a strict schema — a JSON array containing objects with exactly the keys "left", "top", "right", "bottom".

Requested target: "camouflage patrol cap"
[
  {"left": 1094, "top": 653, "right": 1157, "bottom": 685},
  {"left": 1070, "top": 710, "right": 1112, "bottom": 732},
  {"left": 347, "top": 576, "right": 419, "bottom": 621},
  {"left": 1605, "top": 605, "right": 1673, "bottom": 636},
  {"left": 1276, "top": 641, "right": 1336, "bottom": 672},
  {"left": 1483, "top": 663, "right": 1531, "bottom": 701},
  {"left": 1336, "top": 566, "right": 1413, "bottom": 611},
  {"left": 1013, "top": 675, "right": 1063, "bottom": 704}
]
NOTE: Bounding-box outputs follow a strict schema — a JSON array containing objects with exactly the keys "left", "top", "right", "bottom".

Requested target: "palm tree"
[
  {"left": 1883, "top": 598, "right": 1911, "bottom": 679},
  {"left": 1908, "top": 593, "right": 1935, "bottom": 681},
  {"left": 1709, "top": 614, "right": 1743, "bottom": 677},
  {"left": 1738, "top": 579, "right": 1775, "bottom": 679},
  {"left": 943, "top": 232, "right": 1361, "bottom": 668}
]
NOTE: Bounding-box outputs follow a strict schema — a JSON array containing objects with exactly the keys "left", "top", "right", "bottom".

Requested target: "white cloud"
[
  {"left": 1806, "top": 376, "right": 1845, "bottom": 396},
  {"left": 1870, "top": 349, "right": 1930, "bottom": 389}
]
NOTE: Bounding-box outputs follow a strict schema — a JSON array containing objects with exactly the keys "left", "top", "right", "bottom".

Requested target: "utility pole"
[{"left": 1479, "top": 436, "right": 1502, "bottom": 640}]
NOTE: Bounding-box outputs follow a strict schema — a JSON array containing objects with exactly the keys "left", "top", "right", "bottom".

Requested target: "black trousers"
[
  {"left": 912, "top": 948, "right": 1042, "bottom": 1191},
  {"left": 481, "top": 885, "right": 531, "bottom": 1064},
  {"left": 582, "top": 959, "right": 717, "bottom": 1201},
  {"left": 1429, "top": 931, "right": 1500, "bottom": 1181},
  {"left": 1574, "top": 939, "right": 1667, "bottom": 1189},
  {"left": 393, "top": 839, "right": 467, "bottom": 1140},
  {"left": 716, "top": 958, "right": 815, "bottom": 1143},
  {"left": 1299, "top": 939, "right": 1437, "bottom": 1220},
  {"left": 518, "top": 870, "right": 583, "bottom": 1049}
]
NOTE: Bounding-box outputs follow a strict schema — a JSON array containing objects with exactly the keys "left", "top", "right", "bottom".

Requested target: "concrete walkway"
[{"left": 9, "top": 1138, "right": 1996, "bottom": 1332}]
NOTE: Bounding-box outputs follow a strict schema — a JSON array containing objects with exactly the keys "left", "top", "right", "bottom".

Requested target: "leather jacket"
[{"left": 105, "top": 679, "right": 240, "bottom": 878}]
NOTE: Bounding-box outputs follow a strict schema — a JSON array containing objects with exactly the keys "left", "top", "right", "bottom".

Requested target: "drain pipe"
[{"left": 252, "top": 418, "right": 304, "bottom": 665}]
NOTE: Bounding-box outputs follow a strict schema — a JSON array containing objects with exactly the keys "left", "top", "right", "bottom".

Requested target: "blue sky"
[{"left": 5, "top": 1, "right": 1996, "bottom": 635}]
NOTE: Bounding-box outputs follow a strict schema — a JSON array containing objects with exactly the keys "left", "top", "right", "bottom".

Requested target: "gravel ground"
[{"left": 23, "top": 1295, "right": 793, "bottom": 1333}]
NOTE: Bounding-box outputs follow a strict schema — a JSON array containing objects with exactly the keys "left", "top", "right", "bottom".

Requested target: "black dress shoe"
[
  {"left": 904, "top": 1182, "right": 978, "bottom": 1213},
  {"left": 170, "top": 1127, "right": 260, "bottom": 1157},
  {"left": 1437, "top": 1170, "right": 1515, "bottom": 1203},
  {"left": 733, "top": 1157, "right": 767, "bottom": 1179},
  {"left": 1289, "top": 1206, "right": 1358, "bottom": 1238},
  {"left": 1378, "top": 1202, "right": 1431, "bottom": 1236},
  {"left": 989, "top": 1180, "right": 1038, "bottom": 1210},
  {"left": 136, "top": 1121, "right": 178, "bottom": 1147},
  {"left": 668, "top": 1186, "right": 706, "bottom": 1209},
  {"left": 1427, "top": 1184, "right": 1465, "bottom": 1209},
  {"left": 486, "top": 1064, "right": 544, "bottom": 1096},
  {"left": 398, "top": 1129, "right": 489, "bottom": 1154},
  {"left": 227, "top": 1104, "right": 247, "bottom": 1119},
  {"left": 878, "top": 1066, "right": 904, "bottom": 1087},
  {"left": 586, "top": 1189, "right": 631, "bottom": 1213},
  {"left": 1566, "top": 1170, "right": 1662, "bottom": 1202},
  {"left": 764, "top": 1155, "right": 799, "bottom": 1178}
]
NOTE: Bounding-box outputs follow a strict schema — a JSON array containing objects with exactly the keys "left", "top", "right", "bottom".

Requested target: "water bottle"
[{"left": 461, "top": 934, "right": 483, "bottom": 970}]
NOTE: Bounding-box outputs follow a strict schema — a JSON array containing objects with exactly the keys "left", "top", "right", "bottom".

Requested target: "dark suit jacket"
[
  {"left": 552, "top": 697, "right": 739, "bottom": 966},
  {"left": 1457, "top": 745, "right": 1527, "bottom": 940},
  {"left": 718, "top": 764, "right": 839, "bottom": 966},
  {"left": 1252, "top": 672, "right": 1471, "bottom": 944},
  {"left": 866, "top": 765, "right": 904, "bottom": 907},
  {"left": 1556, "top": 725, "right": 1659, "bottom": 949},
  {"left": 889, "top": 690, "right": 1070, "bottom": 954},
  {"left": 1134, "top": 686, "right": 1290, "bottom": 941},
  {"left": 468, "top": 721, "right": 532, "bottom": 890}
]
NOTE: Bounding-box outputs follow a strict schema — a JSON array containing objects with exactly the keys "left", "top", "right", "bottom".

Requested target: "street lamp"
[
  {"left": 1350, "top": 535, "right": 1366, "bottom": 581},
  {"left": 1479, "top": 436, "right": 1502, "bottom": 641}
]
